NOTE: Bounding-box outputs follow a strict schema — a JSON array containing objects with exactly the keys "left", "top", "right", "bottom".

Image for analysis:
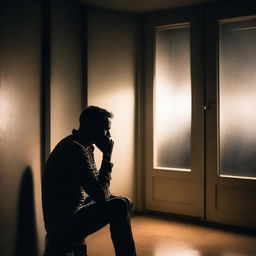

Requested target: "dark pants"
[{"left": 47, "top": 195, "right": 137, "bottom": 256}]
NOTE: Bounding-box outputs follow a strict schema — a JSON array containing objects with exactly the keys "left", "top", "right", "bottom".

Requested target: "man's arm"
[
  {"left": 96, "top": 137, "right": 114, "bottom": 199},
  {"left": 72, "top": 143, "right": 112, "bottom": 203}
]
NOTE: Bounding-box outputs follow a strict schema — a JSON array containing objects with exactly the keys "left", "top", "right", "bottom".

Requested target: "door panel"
[{"left": 144, "top": 8, "right": 204, "bottom": 218}]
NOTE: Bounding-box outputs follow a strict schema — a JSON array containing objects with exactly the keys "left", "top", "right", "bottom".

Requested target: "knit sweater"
[{"left": 42, "top": 130, "right": 113, "bottom": 232}]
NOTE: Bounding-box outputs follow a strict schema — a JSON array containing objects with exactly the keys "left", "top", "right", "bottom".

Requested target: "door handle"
[{"left": 204, "top": 101, "right": 216, "bottom": 110}]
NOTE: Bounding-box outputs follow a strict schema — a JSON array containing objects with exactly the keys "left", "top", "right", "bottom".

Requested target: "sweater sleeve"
[{"left": 74, "top": 144, "right": 113, "bottom": 203}]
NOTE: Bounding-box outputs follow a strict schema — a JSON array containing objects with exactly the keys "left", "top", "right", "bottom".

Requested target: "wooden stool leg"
[
  {"left": 73, "top": 244, "right": 87, "bottom": 256},
  {"left": 44, "top": 235, "right": 87, "bottom": 256},
  {"left": 44, "top": 244, "right": 87, "bottom": 256}
]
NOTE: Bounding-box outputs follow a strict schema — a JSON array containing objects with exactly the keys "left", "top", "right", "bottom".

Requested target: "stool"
[{"left": 44, "top": 235, "right": 88, "bottom": 256}]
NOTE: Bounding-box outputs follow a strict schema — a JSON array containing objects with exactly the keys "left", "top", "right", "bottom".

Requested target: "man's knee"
[
  {"left": 121, "top": 196, "right": 133, "bottom": 211},
  {"left": 108, "top": 197, "right": 132, "bottom": 217}
]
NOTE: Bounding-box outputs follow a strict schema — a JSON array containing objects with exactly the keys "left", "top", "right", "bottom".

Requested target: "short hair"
[{"left": 79, "top": 105, "right": 113, "bottom": 130}]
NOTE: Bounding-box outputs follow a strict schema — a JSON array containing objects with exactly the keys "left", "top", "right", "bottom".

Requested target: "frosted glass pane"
[
  {"left": 154, "top": 24, "right": 191, "bottom": 170},
  {"left": 219, "top": 17, "right": 256, "bottom": 178}
]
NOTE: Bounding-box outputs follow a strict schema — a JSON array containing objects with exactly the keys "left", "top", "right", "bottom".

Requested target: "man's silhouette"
[{"left": 42, "top": 106, "right": 137, "bottom": 256}]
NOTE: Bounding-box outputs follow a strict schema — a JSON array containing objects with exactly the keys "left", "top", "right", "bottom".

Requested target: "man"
[{"left": 42, "top": 106, "right": 137, "bottom": 256}]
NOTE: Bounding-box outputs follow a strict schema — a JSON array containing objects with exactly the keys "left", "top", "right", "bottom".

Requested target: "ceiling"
[{"left": 77, "top": 0, "right": 215, "bottom": 13}]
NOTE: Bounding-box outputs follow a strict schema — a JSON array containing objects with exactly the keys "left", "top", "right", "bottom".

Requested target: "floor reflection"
[
  {"left": 153, "top": 240, "right": 200, "bottom": 256},
  {"left": 87, "top": 215, "right": 256, "bottom": 256}
]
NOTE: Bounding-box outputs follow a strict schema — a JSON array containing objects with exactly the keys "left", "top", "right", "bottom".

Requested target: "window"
[
  {"left": 154, "top": 23, "right": 191, "bottom": 171},
  {"left": 219, "top": 16, "right": 256, "bottom": 178}
]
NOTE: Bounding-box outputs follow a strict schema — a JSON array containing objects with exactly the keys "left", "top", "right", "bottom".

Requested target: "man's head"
[{"left": 78, "top": 106, "right": 113, "bottom": 144}]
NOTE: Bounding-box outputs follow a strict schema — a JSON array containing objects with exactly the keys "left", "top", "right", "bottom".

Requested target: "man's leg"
[
  {"left": 49, "top": 196, "right": 137, "bottom": 256},
  {"left": 107, "top": 196, "right": 137, "bottom": 256}
]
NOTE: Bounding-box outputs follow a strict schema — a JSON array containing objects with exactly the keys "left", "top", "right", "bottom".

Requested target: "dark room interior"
[{"left": 1, "top": 0, "right": 256, "bottom": 255}]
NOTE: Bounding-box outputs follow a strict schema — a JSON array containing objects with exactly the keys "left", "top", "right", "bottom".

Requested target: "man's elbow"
[{"left": 94, "top": 190, "right": 110, "bottom": 203}]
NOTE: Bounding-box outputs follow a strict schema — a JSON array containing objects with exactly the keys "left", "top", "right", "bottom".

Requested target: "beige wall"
[
  {"left": 0, "top": 2, "right": 139, "bottom": 255},
  {"left": 0, "top": 0, "right": 84, "bottom": 255},
  {"left": 50, "top": 0, "right": 84, "bottom": 150},
  {"left": 87, "top": 7, "right": 138, "bottom": 207},
  {"left": 0, "top": 0, "right": 44, "bottom": 255}
]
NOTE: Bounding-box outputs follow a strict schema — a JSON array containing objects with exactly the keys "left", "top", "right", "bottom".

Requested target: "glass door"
[
  {"left": 144, "top": 3, "right": 256, "bottom": 228},
  {"left": 144, "top": 9, "right": 204, "bottom": 218},
  {"left": 205, "top": 9, "right": 256, "bottom": 227}
]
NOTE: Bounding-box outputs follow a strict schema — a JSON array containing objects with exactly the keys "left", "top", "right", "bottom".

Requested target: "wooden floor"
[{"left": 86, "top": 214, "right": 256, "bottom": 256}]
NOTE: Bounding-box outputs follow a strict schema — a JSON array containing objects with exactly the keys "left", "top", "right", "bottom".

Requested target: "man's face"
[
  {"left": 102, "top": 118, "right": 111, "bottom": 138},
  {"left": 93, "top": 117, "right": 111, "bottom": 143}
]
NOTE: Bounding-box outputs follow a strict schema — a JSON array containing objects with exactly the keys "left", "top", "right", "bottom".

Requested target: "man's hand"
[{"left": 95, "top": 136, "right": 114, "bottom": 162}]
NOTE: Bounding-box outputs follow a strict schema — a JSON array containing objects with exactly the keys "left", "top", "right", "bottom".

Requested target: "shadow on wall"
[{"left": 15, "top": 167, "right": 38, "bottom": 256}]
